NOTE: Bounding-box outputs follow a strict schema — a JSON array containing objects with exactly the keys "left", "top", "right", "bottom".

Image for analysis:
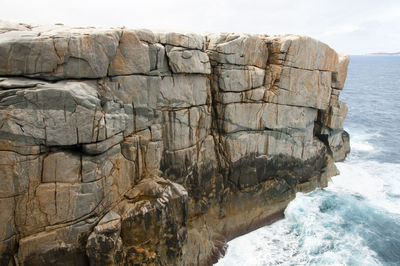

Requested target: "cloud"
[
  {"left": 1, "top": 0, "right": 400, "bottom": 54},
  {"left": 320, "top": 25, "right": 360, "bottom": 38}
]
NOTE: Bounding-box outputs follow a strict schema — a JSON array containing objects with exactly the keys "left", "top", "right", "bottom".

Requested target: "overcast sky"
[{"left": 2, "top": 0, "right": 400, "bottom": 54}]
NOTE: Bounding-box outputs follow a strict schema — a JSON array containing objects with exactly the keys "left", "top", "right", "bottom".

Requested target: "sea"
[{"left": 216, "top": 56, "right": 400, "bottom": 266}]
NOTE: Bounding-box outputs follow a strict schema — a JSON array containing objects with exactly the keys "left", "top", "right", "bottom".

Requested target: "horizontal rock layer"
[{"left": 0, "top": 21, "right": 350, "bottom": 266}]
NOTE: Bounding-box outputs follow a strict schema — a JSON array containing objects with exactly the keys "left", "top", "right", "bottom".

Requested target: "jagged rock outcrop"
[{"left": 0, "top": 21, "right": 350, "bottom": 266}]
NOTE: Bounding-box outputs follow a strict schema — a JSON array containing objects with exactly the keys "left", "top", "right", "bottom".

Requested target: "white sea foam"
[
  {"left": 333, "top": 160, "right": 400, "bottom": 211},
  {"left": 216, "top": 129, "right": 400, "bottom": 265},
  {"left": 350, "top": 140, "right": 374, "bottom": 152},
  {"left": 216, "top": 187, "right": 383, "bottom": 265},
  {"left": 346, "top": 127, "right": 381, "bottom": 154}
]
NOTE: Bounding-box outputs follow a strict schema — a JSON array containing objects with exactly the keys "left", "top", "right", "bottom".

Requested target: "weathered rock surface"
[
  {"left": 0, "top": 21, "right": 350, "bottom": 265},
  {"left": 166, "top": 47, "right": 211, "bottom": 74}
]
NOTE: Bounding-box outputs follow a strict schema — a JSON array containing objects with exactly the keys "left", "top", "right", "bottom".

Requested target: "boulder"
[
  {"left": 217, "top": 66, "right": 265, "bottom": 92},
  {"left": 0, "top": 79, "right": 128, "bottom": 146},
  {"left": 158, "top": 31, "right": 204, "bottom": 50},
  {"left": 108, "top": 30, "right": 152, "bottom": 75},
  {"left": 207, "top": 33, "right": 269, "bottom": 68},
  {"left": 218, "top": 102, "right": 317, "bottom": 133},
  {"left": 167, "top": 46, "right": 211, "bottom": 74},
  {"left": 0, "top": 25, "right": 121, "bottom": 79},
  {"left": 278, "top": 66, "right": 332, "bottom": 109},
  {"left": 86, "top": 211, "right": 124, "bottom": 266},
  {"left": 268, "top": 35, "right": 338, "bottom": 71},
  {"left": 158, "top": 74, "right": 209, "bottom": 108},
  {"left": 321, "top": 100, "right": 348, "bottom": 129},
  {"left": 332, "top": 54, "right": 350, "bottom": 89}
]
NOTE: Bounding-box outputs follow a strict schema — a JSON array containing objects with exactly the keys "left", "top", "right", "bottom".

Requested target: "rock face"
[{"left": 0, "top": 21, "right": 350, "bottom": 266}]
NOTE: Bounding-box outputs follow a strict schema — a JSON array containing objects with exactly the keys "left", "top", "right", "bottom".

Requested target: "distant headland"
[{"left": 367, "top": 52, "right": 400, "bottom": 56}]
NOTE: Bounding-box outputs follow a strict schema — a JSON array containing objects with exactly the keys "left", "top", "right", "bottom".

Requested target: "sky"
[{"left": 2, "top": 0, "right": 400, "bottom": 55}]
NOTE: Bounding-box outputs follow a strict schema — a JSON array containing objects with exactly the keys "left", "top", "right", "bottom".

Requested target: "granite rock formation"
[{"left": 0, "top": 21, "right": 350, "bottom": 265}]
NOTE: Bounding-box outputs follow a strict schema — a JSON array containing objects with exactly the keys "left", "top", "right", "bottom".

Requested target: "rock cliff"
[{"left": 0, "top": 21, "right": 350, "bottom": 266}]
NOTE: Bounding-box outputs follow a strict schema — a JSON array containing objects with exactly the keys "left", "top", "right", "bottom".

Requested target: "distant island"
[{"left": 367, "top": 52, "right": 400, "bottom": 56}]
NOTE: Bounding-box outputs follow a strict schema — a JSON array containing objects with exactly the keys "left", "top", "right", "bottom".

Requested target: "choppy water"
[{"left": 216, "top": 56, "right": 400, "bottom": 266}]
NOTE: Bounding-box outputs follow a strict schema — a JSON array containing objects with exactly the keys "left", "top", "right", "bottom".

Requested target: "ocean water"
[{"left": 216, "top": 56, "right": 400, "bottom": 266}]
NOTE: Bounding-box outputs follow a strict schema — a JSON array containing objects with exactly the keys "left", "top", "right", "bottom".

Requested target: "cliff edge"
[{"left": 0, "top": 21, "right": 350, "bottom": 265}]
